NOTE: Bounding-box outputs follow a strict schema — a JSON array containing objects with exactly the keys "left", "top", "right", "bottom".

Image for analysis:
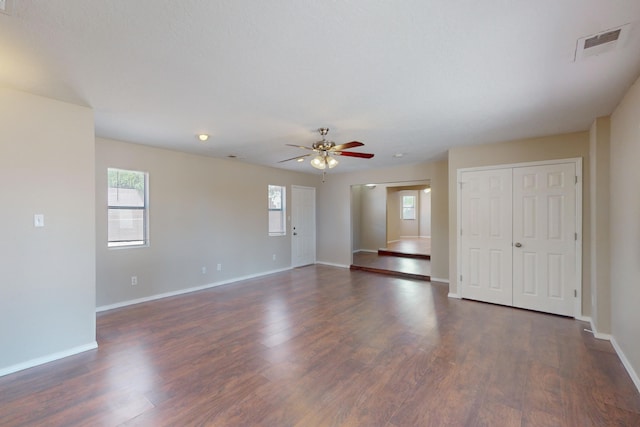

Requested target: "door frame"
[
  {"left": 456, "top": 157, "right": 583, "bottom": 317},
  {"left": 291, "top": 185, "right": 316, "bottom": 268}
]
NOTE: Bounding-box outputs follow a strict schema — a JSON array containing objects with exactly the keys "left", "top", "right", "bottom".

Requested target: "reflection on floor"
[
  {"left": 351, "top": 238, "right": 431, "bottom": 281},
  {"left": 384, "top": 237, "right": 431, "bottom": 256}
]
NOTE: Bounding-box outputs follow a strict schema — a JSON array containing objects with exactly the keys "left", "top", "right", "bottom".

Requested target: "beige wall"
[
  {"left": 386, "top": 189, "right": 401, "bottom": 242},
  {"left": 398, "top": 190, "right": 420, "bottom": 238},
  {"left": 420, "top": 190, "right": 431, "bottom": 237},
  {"left": 610, "top": 75, "right": 640, "bottom": 385},
  {"left": 589, "top": 117, "right": 611, "bottom": 334},
  {"left": 317, "top": 159, "right": 449, "bottom": 280},
  {"left": 358, "top": 184, "right": 388, "bottom": 251},
  {"left": 351, "top": 184, "right": 363, "bottom": 251},
  {"left": 448, "top": 132, "right": 591, "bottom": 314},
  {"left": 96, "top": 138, "right": 319, "bottom": 308},
  {"left": 0, "top": 88, "right": 96, "bottom": 374}
]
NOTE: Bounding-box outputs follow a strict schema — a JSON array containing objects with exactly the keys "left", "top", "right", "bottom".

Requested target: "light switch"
[{"left": 34, "top": 214, "right": 44, "bottom": 228}]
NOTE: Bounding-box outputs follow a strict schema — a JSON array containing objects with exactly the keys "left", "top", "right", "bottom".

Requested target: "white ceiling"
[{"left": 2, "top": 1, "right": 640, "bottom": 173}]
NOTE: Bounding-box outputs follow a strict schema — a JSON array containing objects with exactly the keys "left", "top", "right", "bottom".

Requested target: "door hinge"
[
  {"left": 575, "top": 232, "right": 578, "bottom": 241},
  {"left": 460, "top": 228, "right": 463, "bottom": 236},
  {"left": 575, "top": 176, "right": 578, "bottom": 184},
  {"left": 574, "top": 289, "right": 577, "bottom": 297},
  {"left": 460, "top": 274, "right": 463, "bottom": 281}
]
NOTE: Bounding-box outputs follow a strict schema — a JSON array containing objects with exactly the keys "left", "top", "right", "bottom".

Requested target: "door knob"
[
  {"left": 514, "top": 242, "right": 522, "bottom": 248},
  {"left": 293, "top": 232, "right": 297, "bottom": 236}
]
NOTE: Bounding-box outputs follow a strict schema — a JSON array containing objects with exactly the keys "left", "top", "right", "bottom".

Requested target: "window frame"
[
  {"left": 268, "top": 184, "right": 286, "bottom": 237},
  {"left": 401, "top": 195, "right": 416, "bottom": 220},
  {"left": 107, "top": 168, "right": 149, "bottom": 248}
]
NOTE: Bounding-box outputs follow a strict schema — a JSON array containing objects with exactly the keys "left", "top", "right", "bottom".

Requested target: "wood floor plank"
[{"left": 0, "top": 265, "right": 639, "bottom": 426}]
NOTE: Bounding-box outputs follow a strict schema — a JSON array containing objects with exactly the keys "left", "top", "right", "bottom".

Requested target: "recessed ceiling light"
[
  {"left": 197, "top": 134, "right": 209, "bottom": 142},
  {"left": 393, "top": 153, "right": 405, "bottom": 158},
  {"left": 297, "top": 158, "right": 305, "bottom": 162}
]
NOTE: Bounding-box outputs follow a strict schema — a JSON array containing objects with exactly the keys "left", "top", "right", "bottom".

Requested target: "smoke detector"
[{"left": 574, "top": 23, "right": 631, "bottom": 61}]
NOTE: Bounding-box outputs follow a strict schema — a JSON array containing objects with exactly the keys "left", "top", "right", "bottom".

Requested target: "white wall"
[
  {"left": 317, "top": 160, "right": 448, "bottom": 279},
  {"left": 0, "top": 88, "right": 96, "bottom": 375},
  {"left": 589, "top": 116, "right": 611, "bottom": 335},
  {"left": 95, "top": 138, "right": 319, "bottom": 308},
  {"left": 610, "top": 75, "right": 640, "bottom": 387}
]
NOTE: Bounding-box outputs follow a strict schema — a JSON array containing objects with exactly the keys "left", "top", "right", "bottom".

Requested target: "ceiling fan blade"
[
  {"left": 286, "top": 143, "right": 315, "bottom": 151},
  {"left": 332, "top": 141, "right": 364, "bottom": 151},
  {"left": 278, "top": 154, "right": 311, "bottom": 163},
  {"left": 333, "top": 151, "right": 374, "bottom": 159}
]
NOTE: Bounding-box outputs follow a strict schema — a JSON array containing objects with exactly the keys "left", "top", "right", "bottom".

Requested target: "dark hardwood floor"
[{"left": 1, "top": 265, "right": 639, "bottom": 426}]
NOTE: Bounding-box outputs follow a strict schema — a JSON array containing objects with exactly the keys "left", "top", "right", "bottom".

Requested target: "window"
[
  {"left": 268, "top": 185, "right": 286, "bottom": 236},
  {"left": 108, "top": 168, "right": 148, "bottom": 247},
  {"left": 402, "top": 195, "right": 416, "bottom": 220}
]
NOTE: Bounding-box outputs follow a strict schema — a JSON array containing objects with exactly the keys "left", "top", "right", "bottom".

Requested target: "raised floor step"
[{"left": 350, "top": 264, "right": 430, "bottom": 281}]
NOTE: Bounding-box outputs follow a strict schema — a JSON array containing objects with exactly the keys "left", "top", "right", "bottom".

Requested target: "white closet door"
[
  {"left": 512, "top": 163, "right": 576, "bottom": 316},
  {"left": 460, "top": 168, "right": 513, "bottom": 306}
]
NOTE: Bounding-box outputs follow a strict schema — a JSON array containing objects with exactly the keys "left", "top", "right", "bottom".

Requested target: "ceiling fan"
[{"left": 278, "top": 128, "right": 374, "bottom": 171}]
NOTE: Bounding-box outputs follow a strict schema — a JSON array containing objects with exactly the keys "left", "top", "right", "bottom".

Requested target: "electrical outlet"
[
  {"left": 217, "top": 263, "right": 222, "bottom": 271},
  {"left": 34, "top": 214, "right": 45, "bottom": 228},
  {"left": 202, "top": 266, "right": 207, "bottom": 274},
  {"left": 131, "top": 276, "right": 137, "bottom": 286}
]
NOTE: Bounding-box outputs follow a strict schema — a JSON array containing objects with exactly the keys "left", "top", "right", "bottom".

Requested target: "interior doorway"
[{"left": 350, "top": 181, "right": 431, "bottom": 280}]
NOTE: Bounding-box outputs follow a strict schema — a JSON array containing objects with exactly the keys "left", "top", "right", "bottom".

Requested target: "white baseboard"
[
  {"left": 447, "top": 293, "right": 461, "bottom": 299},
  {"left": 353, "top": 249, "right": 377, "bottom": 254},
  {"left": 315, "top": 261, "right": 350, "bottom": 269},
  {"left": 0, "top": 341, "right": 98, "bottom": 378},
  {"left": 587, "top": 318, "right": 613, "bottom": 340},
  {"left": 581, "top": 319, "right": 639, "bottom": 394},
  {"left": 611, "top": 336, "right": 640, "bottom": 395},
  {"left": 431, "top": 277, "right": 449, "bottom": 284},
  {"left": 96, "top": 267, "right": 292, "bottom": 312},
  {"left": 575, "top": 315, "right": 591, "bottom": 322},
  {"left": 399, "top": 235, "right": 420, "bottom": 239},
  {"left": 386, "top": 240, "right": 400, "bottom": 244},
  {"left": 419, "top": 235, "right": 431, "bottom": 239}
]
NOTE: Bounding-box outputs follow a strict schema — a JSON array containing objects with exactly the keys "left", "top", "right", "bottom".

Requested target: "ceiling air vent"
[{"left": 574, "top": 23, "right": 631, "bottom": 61}]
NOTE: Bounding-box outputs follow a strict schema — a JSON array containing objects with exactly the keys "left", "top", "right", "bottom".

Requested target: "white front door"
[
  {"left": 512, "top": 163, "right": 576, "bottom": 316},
  {"left": 460, "top": 168, "right": 513, "bottom": 306},
  {"left": 291, "top": 185, "right": 316, "bottom": 267}
]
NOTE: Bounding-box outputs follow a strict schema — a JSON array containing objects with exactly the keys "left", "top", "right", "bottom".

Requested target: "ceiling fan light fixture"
[
  {"left": 327, "top": 156, "right": 339, "bottom": 169},
  {"left": 197, "top": 133, "right": 209, "bottom": 142},
  {"left": 297, "top": 158, "right": 305, "bottom": 162},
  {"left": 310, "top": 155, "right": 327, "bottom": 170}
]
